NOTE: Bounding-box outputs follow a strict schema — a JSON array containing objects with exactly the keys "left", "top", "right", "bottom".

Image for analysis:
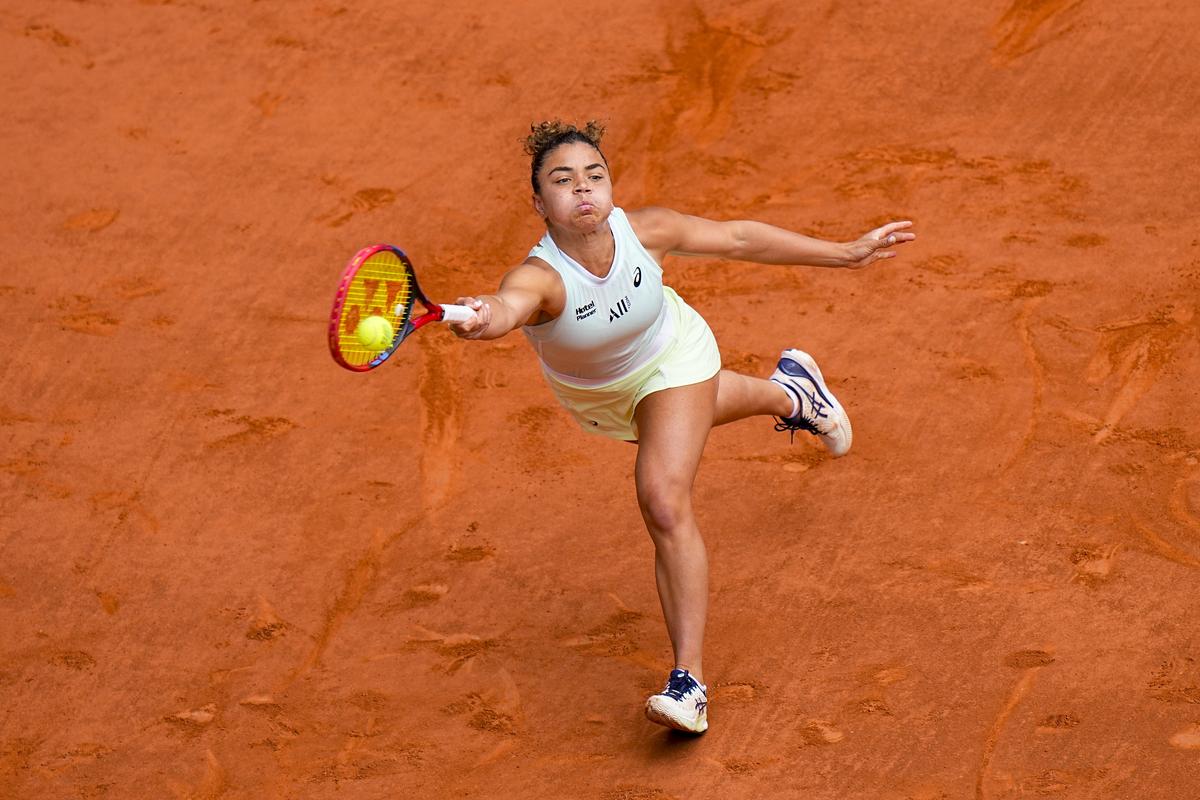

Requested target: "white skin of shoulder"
[{"left": 449, "top": 141, "right": 917, "bottom": 340}]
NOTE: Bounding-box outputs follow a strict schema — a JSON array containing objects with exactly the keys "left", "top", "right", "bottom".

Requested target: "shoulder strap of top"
[{"left": 607, "top": 206, "right": 661, "bottom": 267}]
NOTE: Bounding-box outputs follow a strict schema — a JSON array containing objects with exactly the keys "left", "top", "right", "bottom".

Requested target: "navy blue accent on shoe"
[
  {"left": 777, "top": 356, "right": 836, "bottom": 407},
  {"left": 772, "top": 357, "right": 831, "bottom": 441},
  {"left": 660, "top": 669, "right": 700, "bottom": 700}
]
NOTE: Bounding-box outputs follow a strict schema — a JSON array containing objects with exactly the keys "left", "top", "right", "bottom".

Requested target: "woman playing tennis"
[{"left": 448, "top": 121, "right": 915, "bottom": 733}]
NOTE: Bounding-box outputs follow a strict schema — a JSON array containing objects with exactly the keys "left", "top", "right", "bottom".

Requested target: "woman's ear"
[{"left": 531, "top": 193, "right": 545, "bottom": 217}]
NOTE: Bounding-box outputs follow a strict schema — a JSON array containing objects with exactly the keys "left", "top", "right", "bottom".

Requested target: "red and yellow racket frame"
[{"left": 328, "top": 244, "right": 468, "bottom": 372}]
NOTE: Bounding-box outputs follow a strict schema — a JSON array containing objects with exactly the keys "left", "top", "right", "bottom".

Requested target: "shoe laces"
[
  {"left": 774, "top": 385, "right": 828, "bottom": 441},
  {"left": 661, "top": 670, "right": 698, "bottom": 701}
]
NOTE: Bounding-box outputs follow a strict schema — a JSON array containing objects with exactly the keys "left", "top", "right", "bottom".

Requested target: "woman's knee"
[{"left": 637, "top": 479, "right": 693, "bottom": 534}]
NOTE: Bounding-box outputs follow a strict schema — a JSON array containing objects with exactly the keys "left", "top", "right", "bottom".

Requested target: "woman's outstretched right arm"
[{"left": 448, "top": 261, "right": 561, "bottom": 341}]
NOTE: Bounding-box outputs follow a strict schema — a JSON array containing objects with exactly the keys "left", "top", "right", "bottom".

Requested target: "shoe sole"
[
  {"left": 645, "top": 698, "right": 708, "bottom": 733},
  {"left": 782, "top": 348, "right": 853, "bottom": 457}
]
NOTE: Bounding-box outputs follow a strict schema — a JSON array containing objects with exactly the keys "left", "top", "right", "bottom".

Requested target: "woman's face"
[{"left": 533, "top": 141, "right": 613, "bottom": 233}]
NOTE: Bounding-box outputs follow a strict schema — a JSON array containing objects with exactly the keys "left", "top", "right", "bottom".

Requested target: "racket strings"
[{"left": 336, "top": 250, "right": 413, "bottom": 366}]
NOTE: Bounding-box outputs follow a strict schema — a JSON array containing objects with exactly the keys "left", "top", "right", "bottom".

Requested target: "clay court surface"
[{"left": 3, "top": 1, "right": 1200, "bottom": 797}]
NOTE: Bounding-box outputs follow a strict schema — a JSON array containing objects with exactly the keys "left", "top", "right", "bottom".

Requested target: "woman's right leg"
[
  {"left": 712, "top": 369, "right": 793, "bottom": 426},
  {"left": 713, "top": 350, "right": 853, "bottom": 456}
]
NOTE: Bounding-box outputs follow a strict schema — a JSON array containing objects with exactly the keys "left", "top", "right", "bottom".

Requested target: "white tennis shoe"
[
  {"left": 645, "top": 669, "right": 708, "bottom": 733},
  {"left": 770, "top": 348, "right": 853, "bottom": 457}
]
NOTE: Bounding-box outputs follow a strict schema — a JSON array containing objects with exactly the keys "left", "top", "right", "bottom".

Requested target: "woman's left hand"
[{"left": 843, "top": 220, "right": 917, "bottom": 269}]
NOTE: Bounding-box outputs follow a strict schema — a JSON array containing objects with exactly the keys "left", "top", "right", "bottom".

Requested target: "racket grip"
[{"left": 440, "top": 304, "right": 476, "bottom": 324}]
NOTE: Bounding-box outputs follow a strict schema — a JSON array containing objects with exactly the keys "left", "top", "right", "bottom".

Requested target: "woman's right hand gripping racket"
[{"left": 328, "top": 244, "right": 476, "bottom": 372}]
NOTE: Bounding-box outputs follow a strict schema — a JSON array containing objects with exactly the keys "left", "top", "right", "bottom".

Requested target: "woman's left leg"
[{"left": 632, "top": 376, "right": 718, "bottom": 684}]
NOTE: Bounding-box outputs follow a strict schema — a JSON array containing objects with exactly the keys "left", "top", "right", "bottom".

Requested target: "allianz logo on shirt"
[{"left": 608, "top": 295, "right": 631, "bottom": 322}]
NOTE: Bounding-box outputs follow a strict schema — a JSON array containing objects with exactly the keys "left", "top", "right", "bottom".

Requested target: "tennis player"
[{"left": 448, "top": 121, "right": 915, "bottom": 733}]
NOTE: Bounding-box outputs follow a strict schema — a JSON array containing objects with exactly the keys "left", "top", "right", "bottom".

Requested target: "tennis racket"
[{"left": 328, "top": 244, "right": 475, "bottom": 372}]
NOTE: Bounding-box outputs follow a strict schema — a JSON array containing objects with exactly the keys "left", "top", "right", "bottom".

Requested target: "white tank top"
[{"left": 522, "top": 207, "right": 673, "bottom": 384}]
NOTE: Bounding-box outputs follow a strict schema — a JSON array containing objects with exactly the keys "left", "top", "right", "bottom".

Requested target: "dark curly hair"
[{"left": 524, "top": 119, "right": 608, "bottom": 193}]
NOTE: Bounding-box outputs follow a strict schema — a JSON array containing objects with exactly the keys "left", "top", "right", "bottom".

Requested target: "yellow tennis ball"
[{"left": 355, "top": 315, "right": 394, "bottom": 350}]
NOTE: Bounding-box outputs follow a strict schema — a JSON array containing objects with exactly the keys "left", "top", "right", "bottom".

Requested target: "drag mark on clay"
[
  {"left": 418, "top": 334, "right": 463, "bottom": 513},
  {"left": 63, "top": 208, "right": 119, "bottom": 233},
  {"left": 319, "top": 187, "right": 396, "bottom": 228},
  {"left": 203, "top": 409, "right": 296, "bottom": 449},
  {"left": 1169, "top": 474, "right": 1200, "bottom": 536},
  {"left": 663, "top": 11, "right": 765, "bottom": 144},
  {"left": 374, "top": 626, "right": 503, "bottom": 674},
  {"left": 1087, "top": 306, "right": 1190, "bottom": 444},
  {"left": 710, "top": 681, "right": 763, "bottom": 706},
  {"left": 388, "top": 583, "right": 448, "bottom": 611},
  {"left": 175, "top": 749, "right": 226, "bottom": 800},
  {"left": 1000, "top": 291, "right": 1047, "bottom": 472},
  {"left": 294, "top": 532, "right": 384, "bottom": 673},
  {"left": 977, "top": 650, "right": 1054, "bottom": 800},
  {"left": 287, "top": 522, "right": 415, "bottom": 685},
  {"left": 798, "top": 719, "right": 844, "bottom": 746},
  {"left": 562, "top": 609, "right": 646, "bottom": 658},
  {"left": 883, "top": 558, "right": 991, "bottom": 594},
  {"left": 164, "top": 703, "right": 217, "bottom": 735},
  {"left": 637, "top": 6, "right": 781, "bottom": 197},
  {"left": 993, "top": 0, "right": 1084, "bottom": 61},
  {"left": 1131, "top": 518, "right": 1200, "bottom": 569},
  {"left": 435, "top": 634, "right": 503, "bottom": 674}
]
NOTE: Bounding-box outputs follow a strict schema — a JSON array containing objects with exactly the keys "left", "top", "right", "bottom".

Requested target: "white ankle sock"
[{"left": 781, "top": 383, "right": 800, "bottom": 418}]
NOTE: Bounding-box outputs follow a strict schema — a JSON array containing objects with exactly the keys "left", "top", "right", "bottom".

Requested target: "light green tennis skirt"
[{"left": 540, "top": 286, "right": 721, "bottom": 441}]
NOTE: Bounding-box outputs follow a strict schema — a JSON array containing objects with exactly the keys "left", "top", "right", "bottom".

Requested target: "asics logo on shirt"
[
  {"left": 633, "top": 266, "right": 642, "bottom": 288},
  {"left": 608, "top": 296, "right": 631, "bottom": 323}
]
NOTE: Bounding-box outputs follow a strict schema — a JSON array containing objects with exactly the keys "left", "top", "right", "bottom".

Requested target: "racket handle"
[{"left": 440, "top": 304, "right": 476, "bottom": 324}]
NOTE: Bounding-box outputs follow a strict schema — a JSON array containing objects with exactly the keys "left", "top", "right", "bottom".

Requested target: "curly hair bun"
[{"left": 524, "top": 119, "right": 606, "bottom": 156}]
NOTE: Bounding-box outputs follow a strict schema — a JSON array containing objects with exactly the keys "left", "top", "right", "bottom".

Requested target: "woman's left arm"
[{"left": 627, "top": 206, "right": 916, "bottom": 269}]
